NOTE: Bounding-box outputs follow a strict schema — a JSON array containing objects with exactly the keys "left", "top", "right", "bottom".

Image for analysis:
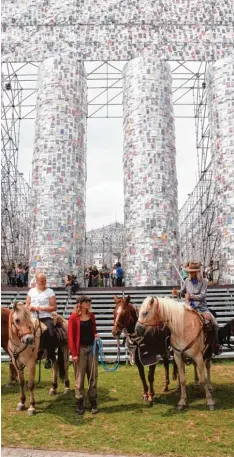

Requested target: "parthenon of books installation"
[
  {"left": 207, "top": 53, "right": 234, "bottom": 284},
  {"left": 2, "top": 0, "right": 234, "bottom": 286}
]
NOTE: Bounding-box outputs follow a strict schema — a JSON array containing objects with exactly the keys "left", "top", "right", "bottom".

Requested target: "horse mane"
[{"left": 143, "top": 296, "right": 191, "bottom": 334}]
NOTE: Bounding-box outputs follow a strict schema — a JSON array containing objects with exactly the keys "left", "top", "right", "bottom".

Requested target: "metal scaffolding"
[
  {"left": 179, "top": 62, "right": 220, "bottom": 272},
  {"left": 1, "top": 63, "right": 32, "bottom": 267},
  {"left": 85, "top": 222, "right": 124, "bottom": 268}
]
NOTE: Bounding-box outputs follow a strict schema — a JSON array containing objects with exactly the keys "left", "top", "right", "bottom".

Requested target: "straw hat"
[{"left": 184, "top": 261, "right": 201, "bottom": 272}]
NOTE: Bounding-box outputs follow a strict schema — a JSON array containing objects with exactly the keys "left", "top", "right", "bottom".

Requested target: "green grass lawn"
[{"left": 1, "top": 361, "right": 234, "bottom": 456}]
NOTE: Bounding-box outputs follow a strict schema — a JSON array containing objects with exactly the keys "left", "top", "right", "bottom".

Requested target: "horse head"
[
  {"left": 11, "top": 302, "right": 35, "bottom": 346},
  {"left": 112, "top": 295, "right": 135, "bottom": 337},
  {"left": 135, "top": 296, "right": 159, "bottom": 337}
]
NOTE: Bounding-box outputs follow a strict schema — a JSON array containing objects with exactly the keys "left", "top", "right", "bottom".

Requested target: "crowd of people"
[
  {"left": 84, "top": 262, "right": 124, "bottom": 288},
  {"left": 1, "top": 263, "right": 29, "bottom": 287}
]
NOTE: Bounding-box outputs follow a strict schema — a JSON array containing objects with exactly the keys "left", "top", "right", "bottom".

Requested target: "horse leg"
[
  {"left": 63, "top": 346, "right": 70, "bottom": 394},
  {"left": 193, "top": 361, "right": 200, "bottom": 387},
  {"left": 194, "top": 355, "right": 215, "bottom": 410},
  {"left": 135, "top": 352, "right": 148, "bottom": 401},
  {"left": 148, "top": 364, "right": 156, "bottom": 404},
  {"left": 174, "top": 352, "right": 187, "bottom": 410},
  {"left": 27, "top": 363, "right": 36, "bottom": 416},
  {"left": 205, "top": 360, "right": 213, "bottom": 391},
  {"left": 5, "top": 360, "right": 18, "bottom": 388},
  {"left": 49, "top": 359, "right": 58, "bottom": 395},
  {"left": 16, "top": 370, "right": 26, "bottom": 411},
  {"left": 162, "top": 356, "right": 170, "bottom": 392}
]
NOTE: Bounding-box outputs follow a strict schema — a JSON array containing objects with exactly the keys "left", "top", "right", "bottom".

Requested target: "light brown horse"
[
  {"left": 1, "top": 307, "right": 18, "bottom": 385},
  {"left": 8, "top": 302, "right": 70, "bottom": 415},
  {"left": 135, "top": 296, "right": 215, "bottom": 410}
]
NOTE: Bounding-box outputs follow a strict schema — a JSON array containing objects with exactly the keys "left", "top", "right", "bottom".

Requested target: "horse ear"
[
  {"left": 114, "top": 296, "right": 119, "bottom": 303},
  {"left": 125, "top": 295, "right": 131, "bottom": 306},
  {"left": 150, "top": 297, "right": 155, "bottom": 307},
  {"left": 12, "top": 302, "right": 18, "bottom": 311}
]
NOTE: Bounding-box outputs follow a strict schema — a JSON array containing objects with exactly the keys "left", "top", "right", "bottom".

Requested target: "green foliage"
[{"left": 2, "top": 361, "right": 234, "bottom": 456}]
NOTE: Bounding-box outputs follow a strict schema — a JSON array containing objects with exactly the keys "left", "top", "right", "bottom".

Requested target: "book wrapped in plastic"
[
  {"left": 123, "top": 56, "right": 179, "bottom": 286},
  {"left": 207, "top": 54, "right": 234, "bottom": 284},
  {"left": 29, "top": 55, "right": 87, "bottom": 287}
]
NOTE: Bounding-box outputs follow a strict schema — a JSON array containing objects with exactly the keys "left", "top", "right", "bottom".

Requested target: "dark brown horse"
[
  {"left": 112, "top": 295, "right": 174, "bottom": 405},
  {"left": 1, "top": 307, "right": 18, "bottom": 385},
  {"left": 219, "top": 319, "right": 234, "bottom": 347}
]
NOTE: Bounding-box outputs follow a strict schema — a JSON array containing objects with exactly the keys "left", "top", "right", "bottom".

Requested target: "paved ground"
[{"left": 2, "top": 449, "right": 150, "bottom": 457}]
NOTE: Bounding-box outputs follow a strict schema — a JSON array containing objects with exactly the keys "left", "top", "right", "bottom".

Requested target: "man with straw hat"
[{"left": 172, "top": 261, "right": 221, "bottom": 355}]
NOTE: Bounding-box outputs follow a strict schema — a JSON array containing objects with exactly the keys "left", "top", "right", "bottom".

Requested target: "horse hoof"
[
  {"left": 142, "top": 395, "right": 148, "bottom": 402},
  {"left": 64, "top": 387, "right": 70, "bottom": 394},
  {"left": 49, "top": 389, "right": 56, "bottom": 396},
  {"left": 28, "top": 408, "right": 36, "bottom": 416},
  {"left": 147, "top": 400, "right": 153, "bottom": 407},
  {"left": 208, "top": 404, "right": 215, "bottom": 411},
  {"left": 162, "top": 386, "right": 169, "bottom": 392},
  {"left": 177, "top": 404, "right": 186, "bottom": 411},
  {"left": 16, "top": 403, "right": 26, "bottom": 411}
]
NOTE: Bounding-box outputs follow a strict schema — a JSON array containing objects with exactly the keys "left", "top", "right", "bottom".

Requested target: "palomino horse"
[
  {"left": 112, "top": 295, "right": 175, "bottom": 405},
  {"left": 8, "top": 302, "right": 70, "bottom": 415},
  {"left": 135, "top": 296, "right": 216, "bottom": 410},
  {"left": 1, "top": 307, "right": 18, "bottom": 385}
]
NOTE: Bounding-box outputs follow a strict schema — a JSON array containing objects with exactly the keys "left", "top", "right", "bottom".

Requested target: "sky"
[{"left": 16, "top": 61, "right": 200, "bottom": 231}]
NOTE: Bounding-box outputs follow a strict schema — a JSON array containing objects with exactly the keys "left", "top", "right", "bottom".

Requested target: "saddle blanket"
[{"left": 138, "top": 328, "right": 170, "bottom": 366}]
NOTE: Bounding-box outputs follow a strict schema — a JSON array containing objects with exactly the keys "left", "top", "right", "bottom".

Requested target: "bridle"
[
  {"left": 114, "top": 302, "right": 135, "bottom": 333},
  {"left": 8, "top": 310, "right": 42, "bottom": 371}
]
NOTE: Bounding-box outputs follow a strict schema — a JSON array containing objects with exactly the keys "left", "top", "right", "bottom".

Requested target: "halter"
[
  {"left": 114, "top": 302, "right": 135, "bottom": 332},
  {"left": 137, "top": 297, "right": 163, "bottom": 328},
  {"left": 8, "top": 310, "right": 42, "bottom": 371}
]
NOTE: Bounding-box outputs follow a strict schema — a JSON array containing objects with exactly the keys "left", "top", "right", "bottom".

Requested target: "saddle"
[{"left": 38, "top": 314, "right": 67, "bottom": 360}]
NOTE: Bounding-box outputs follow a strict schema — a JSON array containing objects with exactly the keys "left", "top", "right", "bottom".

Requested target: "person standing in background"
[
  {"left": 65, "top": 274, "right": 73, "bottom": 301},
  {"left": 102, "top": 264, "right": 110, "bottom": 287},
  {"left": 91, "top": 266, "right": 99, "bottom": 287},
  {"left": 116, "top": 262, "right": 123, "bottom": 287}
]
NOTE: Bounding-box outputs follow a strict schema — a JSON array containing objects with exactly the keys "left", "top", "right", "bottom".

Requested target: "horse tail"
[
  {"left": 172, "top": 357, "right": 178, "bottom": 381},
  {"left": 57, "top": 346, "right": 66, "bottom": 380}
]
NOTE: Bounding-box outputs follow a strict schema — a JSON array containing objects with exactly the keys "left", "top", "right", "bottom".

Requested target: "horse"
[
  {"left": 8, "top": 301, "right": 70, "bottom": 415},
  {"left": 1, "top": 307, "right": 18, "bottom": 385},
  {"left": 112, "top": 295, "right": 176, "bottom": 405},
  {"left": 219, "top": 319, "right": 234, "bottom": 348},
  {"left": 135, "top": 296, "right": 216, "bottom": 410}
]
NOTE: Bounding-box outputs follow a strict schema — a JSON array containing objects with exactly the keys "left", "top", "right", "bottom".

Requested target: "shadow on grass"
[
  {"left": 1, "top": 380, "right": 60, "bottom": 396},
  {"left": 154, "top": 382, "right": 234, "bottom": 415},
  {"left": 30, "top": 387, "right": 145, "bottom": 424}
]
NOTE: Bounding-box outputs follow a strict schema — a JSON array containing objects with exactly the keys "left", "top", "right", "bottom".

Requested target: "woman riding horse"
[
  {"left": 172, "top": 261, "right": 221, "bottom": 355},
  {"left": 26, "top": 272, "right": 57, "bottom": 368}
]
